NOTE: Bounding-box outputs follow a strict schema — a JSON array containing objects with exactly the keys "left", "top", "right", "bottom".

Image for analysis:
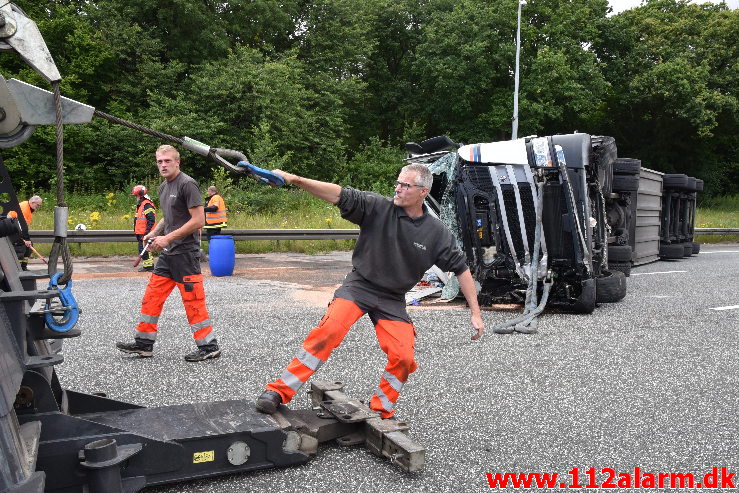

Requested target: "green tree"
[
  {"left": 143, "top": 47, "right": 349, "bottom": 183},
  {"left": 593, "top": 0, "right": 738, "bottom": 195},
  {"left": 412, "top": 0, "right": 609, "bottom": 143}
]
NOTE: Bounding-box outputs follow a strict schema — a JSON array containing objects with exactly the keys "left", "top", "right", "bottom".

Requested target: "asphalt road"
[{"left": 54, "top": 244, "right": 739, "bottom": 492}]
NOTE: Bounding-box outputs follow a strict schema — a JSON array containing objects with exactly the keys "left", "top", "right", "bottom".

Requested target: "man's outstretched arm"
[{"left": 272, "top": 170, "right": 342, "bottom": 205}]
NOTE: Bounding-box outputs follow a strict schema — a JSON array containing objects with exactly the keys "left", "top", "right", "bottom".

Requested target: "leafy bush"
[{"left": 337, "top": 137, "right": 406, "bottom": 195}]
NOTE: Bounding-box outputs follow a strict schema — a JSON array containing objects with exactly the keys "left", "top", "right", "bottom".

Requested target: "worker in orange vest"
[
  {"left": 132, "top": 185, "right": 156, "bottom": 271},
  {"left": 8, "top": 195, "right": 43, "bottom": 270},
  {"left": 203, "top": 185, "right": 227, "bottom": 242}
]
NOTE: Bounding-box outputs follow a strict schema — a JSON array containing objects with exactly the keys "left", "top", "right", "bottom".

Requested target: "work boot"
[
  {"left": 137, "top": 266, "right": 153, "bottom": 272},
  {"left": 184, "top": 345, "right": 222, "bottom": 362},
  {"left": 255, "top": 390, "right": 282, "bottom": 414},
  {"left": 116, "top": 341, "right": 153, "bottom": 357}
]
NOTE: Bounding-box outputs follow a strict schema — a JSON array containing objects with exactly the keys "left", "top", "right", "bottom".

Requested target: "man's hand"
[
  {"left": 470, "top": 312, "right": 484, "bottom": 340},
  {"left": 149, "top": 235, "right": 170, "bottom": 251},
  {"left": 272, "top": 169, "right": 296, "bottom": 186},
  {"left": 23, "top": 239, "right": 32, "bottom": 247}
]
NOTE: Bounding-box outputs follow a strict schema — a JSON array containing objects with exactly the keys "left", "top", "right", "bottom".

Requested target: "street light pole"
[{"left": 512, "top": 0, "right": 526, "bottom": 140}]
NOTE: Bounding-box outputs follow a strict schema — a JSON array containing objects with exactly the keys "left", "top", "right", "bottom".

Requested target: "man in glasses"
[{"left": 255, "top": 164, "right": 484, "bottom": 419}]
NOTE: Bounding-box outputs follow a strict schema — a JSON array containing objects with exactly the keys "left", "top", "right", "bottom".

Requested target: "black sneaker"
[
  {"left": 138, "top": 266, "right": 154, "bottom": 272},
  {"left": 255, "top": 390, "right": 282, "bottom": 414},
  {"left": 116, "top": 341, "right": 153, "bottom": 357},
  {"left": 184, "top": 346, "right": 222, "bottom": 362}
]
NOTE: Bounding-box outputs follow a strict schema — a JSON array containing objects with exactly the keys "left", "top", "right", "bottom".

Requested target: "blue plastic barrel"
[{"left": 208, "top": 235, "right": 235, "bottom": 277}]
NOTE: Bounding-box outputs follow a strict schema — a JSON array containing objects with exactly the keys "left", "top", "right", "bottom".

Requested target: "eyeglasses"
[{"left": 395, "top": 180, "right": 426, "bottom": 190}]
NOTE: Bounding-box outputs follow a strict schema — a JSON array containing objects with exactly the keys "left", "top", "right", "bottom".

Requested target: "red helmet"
[{"left": 131, "top": 185, "right": 147, "bottom": 196}]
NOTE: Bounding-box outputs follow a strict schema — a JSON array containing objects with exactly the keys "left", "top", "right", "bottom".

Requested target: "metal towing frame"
[{"left": 0, "top": 4, "right": 425, "bottom": 492}]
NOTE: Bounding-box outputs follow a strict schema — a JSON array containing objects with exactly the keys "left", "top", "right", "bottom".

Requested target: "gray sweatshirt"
[{"left": 338, "top": 187, "right": 468, "bottom": 295}]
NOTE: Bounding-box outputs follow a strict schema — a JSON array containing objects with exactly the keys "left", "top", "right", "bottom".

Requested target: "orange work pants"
[
  {"left": 134, "top": 273, "right": 215, "bottom": 346},
  {"left": 266, "top": 297, "right": 418, "bottom": 418}
]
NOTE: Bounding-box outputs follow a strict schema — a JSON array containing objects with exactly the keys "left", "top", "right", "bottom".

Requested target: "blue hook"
[
  {"left": 236, "top": 161, "right": 285, "bottom": 187},
  {"left": 45, "top": 273, "right": 79, "bottom": 332}
]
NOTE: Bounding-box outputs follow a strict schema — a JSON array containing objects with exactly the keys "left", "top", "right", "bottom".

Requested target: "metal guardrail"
[
  {"left": 693, "top": 228, "right": 739, "bottom": 236},
  {"left": 29, "top": 229, "right": 361, "bottom": 243},
  {"left": 27, "top": 227, "right": 738, "bottom": 243}
]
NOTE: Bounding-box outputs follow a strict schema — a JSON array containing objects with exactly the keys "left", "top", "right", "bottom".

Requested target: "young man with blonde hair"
[{"left": 117, "top": 145, "right": 221, "bottom": 361}]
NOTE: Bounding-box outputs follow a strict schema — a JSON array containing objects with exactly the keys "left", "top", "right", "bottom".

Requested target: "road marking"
[
  {"left": 700, "top": 250, "right": 739, "bottom": 254},
  {"left": 710, "top": 305, "right": 739, "bottom": 311},
  {"left": 631, "top": 270, "right": 687, "bottom": 276},
  {"left": 647, "top": 295, "right": 672, "bottom": 298}
]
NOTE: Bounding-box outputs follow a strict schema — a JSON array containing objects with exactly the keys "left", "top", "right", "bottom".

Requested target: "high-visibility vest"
[
  {"left": 8, "top": 200, "right": 33, "bottom": 226},
  {"left": 205, "top": 194, "right": 227, "bottom": 226},
  {"left": 134, "top": 198, "right": 156, "bottom": 235}
]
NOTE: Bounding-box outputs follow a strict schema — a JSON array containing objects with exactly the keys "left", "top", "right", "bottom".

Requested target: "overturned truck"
[
  {"left": 406, "top": 133, "right": 628, "bottom": 317},
  {"left": 406, "top": 133, "right": 704, "bottom": 319}
]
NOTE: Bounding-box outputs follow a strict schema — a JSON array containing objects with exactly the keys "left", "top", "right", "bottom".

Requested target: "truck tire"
[
  {"left": 685, "top": 177, "right": 697, "bottom": 192},
  {"left": 692, "top": 242, "right": 701, "bottom": 254},
  {"left": 608, "top": 261, "right": 632, "bottom": 277},
  {"left": 611, "top": 174, "right": 639, "bottom": 192},
  {"left": 659, "top": 243, "right": 685, "bottom": 259},
  {"left": 596, "top": 270, "right": 627, "bottom": 303},
  {"left": 694, "top": 179, "right": 704, "bottom": 192},
  {"left": 608, "top": 245, "right": 632, "bottom": 262},
  {"left": 571, "top": 278, "right": 596, "bottom": 314},
  {"left": 683, "top": 243, "right": 694, "bottom": 257},
  {"left": 613, "top": 158, "right": 641, "bottom": 175},
  {"left": 663, "top": 174, "right": 688, "bottom": 189}
]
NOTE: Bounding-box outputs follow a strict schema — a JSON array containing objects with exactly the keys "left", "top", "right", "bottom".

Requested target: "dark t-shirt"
[
  {"left": 337, "top": 187, "right": 468, "bottom": 295},
  {"left": 157, "top": 171, "right": 203, "bottom": 255}
]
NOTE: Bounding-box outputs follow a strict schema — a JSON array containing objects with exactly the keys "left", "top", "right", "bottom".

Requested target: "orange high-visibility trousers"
[
  {"left": 368, "top": 318, "right": 418, "bottom": 419},
  {"left": 135, "top": 273, "right": 215, "bottom": 346},
  {"left": 266, "top": 297, "right": 418, "bottom": 418}
]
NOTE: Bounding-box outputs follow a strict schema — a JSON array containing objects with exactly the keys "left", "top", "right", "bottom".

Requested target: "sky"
[{"left": 608, "top": 0, "right": 739, "bottom": 15}]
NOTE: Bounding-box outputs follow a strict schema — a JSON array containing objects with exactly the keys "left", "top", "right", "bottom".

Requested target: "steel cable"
[
  {"left": 47, "top": 81, "right": 73, "bottom": 285},
  {"left": 93, "top": 110, "right": 184, "bottom": 146}
]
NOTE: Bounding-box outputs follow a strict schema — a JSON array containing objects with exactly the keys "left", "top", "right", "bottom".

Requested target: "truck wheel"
[
  {"left": 659, "top": 243, "right": 685, "bottom": 259},
  {"left": 694, "top": 179, "right": 704, "bottom": 192},
  {"left": 663, "top": 174, "right": 688, "bottom": 189},
  {"left": 608, "top": 245, "right": 632, "bottom": 262},
  {"left": 611, "top": 174, "right": 639, "bottom": 192},
  {"left": 692, "top": 242, "right": 701, "bottom": 254},
  {"left": 571, "top": 278, "right": 596, "bottom": 314},
  {"left": 613, "top": 158, "right": 641, "bottom": 175},
  {"left": 608, "top": 261, "right": 632, "bottom": 277},
  {"left": 683, "top": 243, "right": 694, "bottom": 257},
  {"left": 596, "top": 270, "right": 627, "bottom": 303}
]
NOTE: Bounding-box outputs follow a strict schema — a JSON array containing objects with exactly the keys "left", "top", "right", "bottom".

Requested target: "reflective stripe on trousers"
[
  {"left": 368, "top": 319, "right": 418, "bottom": 418},
  {"left": 266, "top": 299, "right": 418, "bottom": 419},
  {"left": 135, "top": 273, "right": 215, "bottom": 346},
  {"left": 266, "top": 298, "right": 364, "bottom": 403}
]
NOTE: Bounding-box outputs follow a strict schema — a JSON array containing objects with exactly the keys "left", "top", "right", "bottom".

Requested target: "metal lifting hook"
[{"left": 44, "top": 273, "right": 79, "bottom": 332}]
